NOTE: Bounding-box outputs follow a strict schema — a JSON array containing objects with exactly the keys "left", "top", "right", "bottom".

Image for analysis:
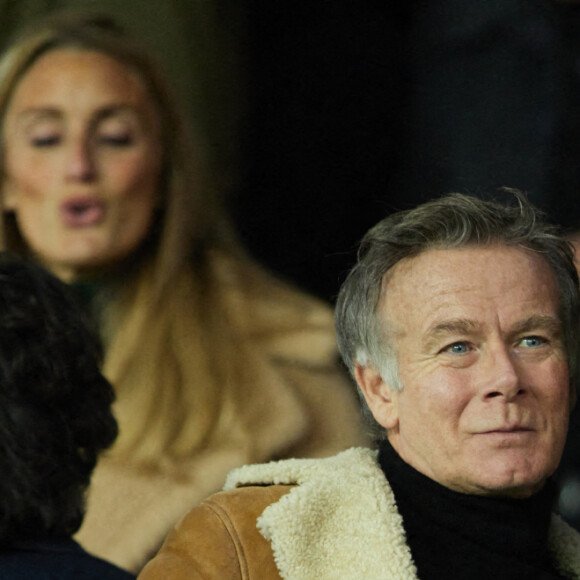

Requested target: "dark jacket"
[{"left": 0, "top": 538, "right": 134, "bottom": 579}]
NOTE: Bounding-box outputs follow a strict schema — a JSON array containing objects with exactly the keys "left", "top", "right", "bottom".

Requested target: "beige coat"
[
  {"left": 139, "top": 448, "right": 580, "bottom": 580},
  {"left": 76, "top": 263, "right": 368, "bottom": 573}
]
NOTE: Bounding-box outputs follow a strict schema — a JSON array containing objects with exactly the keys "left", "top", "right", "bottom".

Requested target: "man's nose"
[
  {"left": 481, "top": 345, "right": 524, "bottom": 402},
  {"left": 65, "top": 141, "right": 96, "bottom": 182}
]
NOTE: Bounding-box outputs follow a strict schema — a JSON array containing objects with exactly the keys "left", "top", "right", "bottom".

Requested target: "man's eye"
[
  {"left": 520, "top": 336, "right": 545, "bottom": 348},
  {"left": 444, "top": 342, "right": 469, "bottom": 354}
]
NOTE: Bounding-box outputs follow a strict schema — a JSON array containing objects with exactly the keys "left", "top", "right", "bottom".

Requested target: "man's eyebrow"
[
  {"left": 423, "top": 318, "right": 480, "bottom": 349},
  {"left": 509, "top": 315, "right": 562, "bottom": 337}
]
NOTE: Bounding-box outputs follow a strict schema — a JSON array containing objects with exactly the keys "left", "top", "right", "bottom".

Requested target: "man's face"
[{"left": 360, "top": 245, "right": 571, "bottom": 498}]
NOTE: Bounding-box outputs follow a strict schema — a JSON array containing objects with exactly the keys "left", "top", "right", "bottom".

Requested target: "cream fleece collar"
[{"left": 225, "top": 448, "right": 580, "bottom": 580}]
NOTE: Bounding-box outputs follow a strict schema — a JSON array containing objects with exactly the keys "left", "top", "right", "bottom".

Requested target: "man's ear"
[{"left": 354, "top": 364, "right": 399, "bottom": 431}]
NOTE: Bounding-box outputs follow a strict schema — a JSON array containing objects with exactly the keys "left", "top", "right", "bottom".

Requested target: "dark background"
[{"left": 235, "top": 0, "right": 580, "bottom": 302}]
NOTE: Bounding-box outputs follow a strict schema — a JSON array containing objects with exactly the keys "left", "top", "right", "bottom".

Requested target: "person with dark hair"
[
  {"left": 0, "top": 253, "right": 133, "bottom": 578},
  {"left": 141, "top": 192, "right": 580, "bottom": 579}
]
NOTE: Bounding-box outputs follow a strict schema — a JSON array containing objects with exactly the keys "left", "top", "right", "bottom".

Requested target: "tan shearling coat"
[
  {"left": 139, "top": 448, "right": 580, "bottom": 580},
  {"left": 76, "top": 262, "right": 368, "bottom": 573}
]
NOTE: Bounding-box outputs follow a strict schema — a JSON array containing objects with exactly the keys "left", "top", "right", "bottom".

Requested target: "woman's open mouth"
[{"left": 60, "top": 197, "right": 106, "bottom": 228}]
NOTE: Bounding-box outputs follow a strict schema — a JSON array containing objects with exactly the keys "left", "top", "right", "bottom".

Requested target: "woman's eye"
[
  {"left": 99, "top": 134, "right": 133, "bottom": 147},
  {"left": 444, "top": 342, "right": 469, "bottom": 354},
  {"left": 520, "top": 336, "right": 545, "bottom": 348},
  {"left": 30, "top": 135, "right": 60, "bottom": 147}
]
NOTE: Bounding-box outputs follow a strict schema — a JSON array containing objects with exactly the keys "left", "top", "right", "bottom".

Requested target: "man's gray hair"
[{"left": 335, "top": 191, "right": 580, "bottom": 437}]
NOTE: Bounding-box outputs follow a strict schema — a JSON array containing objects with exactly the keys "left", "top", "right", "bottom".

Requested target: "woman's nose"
[{"left": 65, "top": 142, "right": 96, "bottom": 182}]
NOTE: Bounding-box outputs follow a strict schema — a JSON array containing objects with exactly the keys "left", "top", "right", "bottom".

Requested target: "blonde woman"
[{"left": 0, "top": 12, "right": 367, "bottom": 573}]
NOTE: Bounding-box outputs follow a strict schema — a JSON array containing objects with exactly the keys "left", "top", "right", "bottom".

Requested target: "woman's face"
[{"left": 2, "top": 48, "right": 164, "bottom": 281}]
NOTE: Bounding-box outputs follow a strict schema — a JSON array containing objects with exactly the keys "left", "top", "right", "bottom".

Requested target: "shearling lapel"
[
  {"left": 227, "top": 448, "right": 580, "bottom": 580},
  {"left": 226, "top": 448, "right": 418, "bottom": 580},
  {"left": 549, "top": 514, "right": 580, "bottom": 578}
]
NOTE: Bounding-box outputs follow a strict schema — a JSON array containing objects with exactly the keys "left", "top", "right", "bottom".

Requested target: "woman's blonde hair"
[{"left": 0, "top": 12, "right": 269, "bottom": 468}]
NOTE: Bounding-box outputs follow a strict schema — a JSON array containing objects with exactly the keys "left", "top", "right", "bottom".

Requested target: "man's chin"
[{"left": 468, "top": 467, "right": 549, "bottom": 499}]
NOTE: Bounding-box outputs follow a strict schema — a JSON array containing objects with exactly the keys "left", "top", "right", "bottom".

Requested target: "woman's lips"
[{"left": 60, "top": 197, "right": 105, "bottom": 228}]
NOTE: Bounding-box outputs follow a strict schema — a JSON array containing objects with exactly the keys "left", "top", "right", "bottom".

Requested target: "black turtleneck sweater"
[{"left": 378, "top": 440, "right": 566, "bottom": 580}]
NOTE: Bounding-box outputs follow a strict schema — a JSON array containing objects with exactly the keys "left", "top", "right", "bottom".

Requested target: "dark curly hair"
[{"left": 0, "top": 253, "right": 118, "bottom": 546}]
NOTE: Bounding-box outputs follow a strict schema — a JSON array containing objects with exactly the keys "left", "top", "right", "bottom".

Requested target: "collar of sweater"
[
  {"left": 379, "top": 440, "right": 562, "bottom": 578},
  {"left": 225, "top": 448, "right": 580, "bottom": 580}
]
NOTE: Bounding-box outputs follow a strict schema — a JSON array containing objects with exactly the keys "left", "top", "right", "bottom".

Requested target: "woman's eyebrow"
[
  {"left": 14, "top": 107, "right": 61, "bottom": 123},
  {"left": 93, "top": 104, "right": 140, "bottom": 120}
]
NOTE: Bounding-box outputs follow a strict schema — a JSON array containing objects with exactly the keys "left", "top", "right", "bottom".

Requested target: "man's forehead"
[
  {"left": 376, "top": 245, "right": 560, "bottom": 331},
  {"left": 379, "top": 244, "right": 555, "bottom": 292}
]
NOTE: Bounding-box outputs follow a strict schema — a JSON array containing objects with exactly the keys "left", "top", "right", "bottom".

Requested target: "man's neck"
[{"left": 378, "top": 439, "right": 564, "bottom": 580}]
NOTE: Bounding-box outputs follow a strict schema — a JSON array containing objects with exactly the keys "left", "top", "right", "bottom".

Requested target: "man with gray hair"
[{"left": 140, "top": 192, "right": 580, "bottom": 580}]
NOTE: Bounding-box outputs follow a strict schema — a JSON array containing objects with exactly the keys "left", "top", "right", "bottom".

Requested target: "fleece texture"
[{"left": 225, "top": 448, "right": 580, "bottom": 580}]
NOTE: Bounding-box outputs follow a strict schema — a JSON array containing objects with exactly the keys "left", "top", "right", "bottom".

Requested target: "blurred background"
[{"left": 3, "top": 1, "right": 580, "bottom": 300}]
